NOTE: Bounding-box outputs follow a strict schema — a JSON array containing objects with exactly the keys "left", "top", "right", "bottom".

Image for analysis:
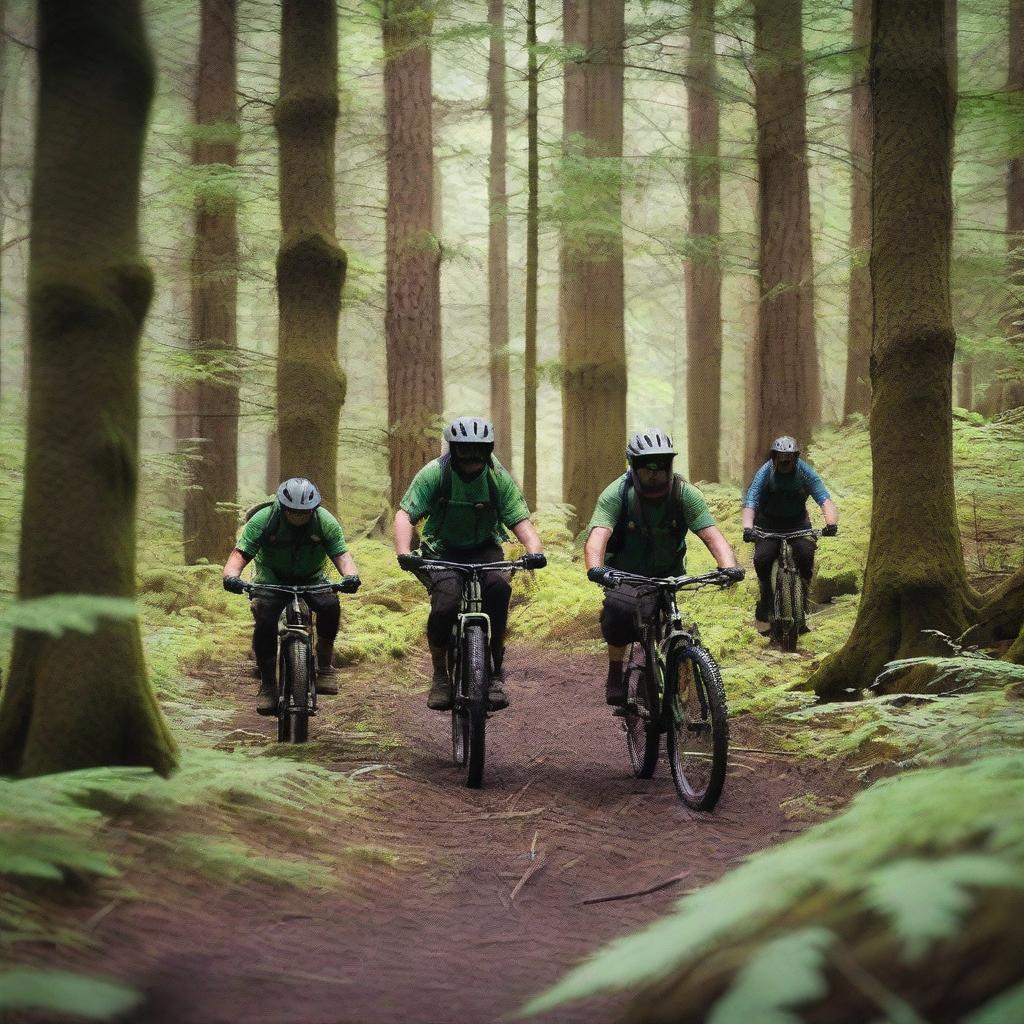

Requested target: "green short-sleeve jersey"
[
  {"left": 400, "top": 458, "right": 530, "bottom": 555},
  {"left": 587, "top": 473, "right": 716, "bottom": 576},
  {"left": 236, "top": 504, "right": 348, "bottom": 585}
]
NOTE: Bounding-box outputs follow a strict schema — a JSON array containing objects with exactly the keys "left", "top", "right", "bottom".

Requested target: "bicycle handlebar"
[
  {"left": 747, "top": 527, "right": 821, "bottom": 541},
  {"left": 403, "top": 557, "right": 542, "bottom": 575},
  {"left": 596, "top": 567, "right": 742, "bottom": 591},
  {"left": 238, "top": 578, "right": 361, "bottom": 596}
]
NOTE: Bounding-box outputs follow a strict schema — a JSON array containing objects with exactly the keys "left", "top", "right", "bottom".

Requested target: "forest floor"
[{"left": 20, "top": 642, "right": 858, "bottom": 1024}]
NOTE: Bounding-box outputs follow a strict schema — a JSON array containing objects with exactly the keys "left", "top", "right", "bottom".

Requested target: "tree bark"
[
  {"left": 842, "top": 0, "right": 872, "bottom": 419},
  {"left": 274, "top": 0, "right": 346, "bottom": 511},
  {"left": 1006, "top": 0, "right": 1024, "bottom": 352},
  {"left": 0, "top": 0, "right": 7, "bottom": 401},
  {"left": 685, "top": 0, "right": 722, "bottom": 483},
  {"left": 383, "top": 0, "right": 443, "bottom": 507},
  {"left": 810, "top": 0, "right": 971, "bottom": 701},
  {"left": 747, "top": 0, "right": 819, "bottom": 477},
  {"left": 182, "top": 0, "right": 239, "bottom": 564},
  {"left": 523, "top": 0, "right": 538, "bottom": 506},
  {"left": 560, "top": 0, "right": 627, "bottom": 533},
  {"left": 488, "top": 0, "right": 513, "bottom": 471},
  {"left": 0, "top": 0, "right": 176, "bottom": 776}
]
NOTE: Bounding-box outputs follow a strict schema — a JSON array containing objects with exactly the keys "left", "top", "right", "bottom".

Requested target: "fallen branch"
[
  {"left": 510, "top": 851, "right": 547, "bottom": 903},
  {"left": 580, "top": 870, "right": 692, "bottom": 906}
]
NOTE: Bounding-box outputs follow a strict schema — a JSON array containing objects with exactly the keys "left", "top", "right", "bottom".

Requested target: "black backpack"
[
  {"left": 432, "top": 453, "right": 502, "bottom": 535},
  {"left": 605, "top": 473, "right": 686, "bottom": 556}
]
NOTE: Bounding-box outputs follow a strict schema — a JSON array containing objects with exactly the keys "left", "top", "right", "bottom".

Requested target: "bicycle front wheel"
[
  {"left": 451, "top": 639, "right": 468, "bottom": 767},
  {"left": 463, "top": 625, "right": 488, "bottom": 789},
  {"left": 276, "top": 647, "right": 290, "bottom": 743},
  {"left": 666, "top": 645, "right": 728, "bottom": 811},
  {"left": 285, "top": 640, "right": 311, "bottom": 744},
  {"left": 623, "top": 641, "right": 660, "bottom": 779}
]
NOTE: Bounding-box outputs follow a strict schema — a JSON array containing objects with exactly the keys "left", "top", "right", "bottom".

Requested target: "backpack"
[
  {"left": 242, "top": 500, "right": 325, "bottom": 547},
  {"left": 432, "top": 453, "right": 502, "bottom": 535},
  {"left": 605, "top": 473, "right": 686, "bottom": 556}
]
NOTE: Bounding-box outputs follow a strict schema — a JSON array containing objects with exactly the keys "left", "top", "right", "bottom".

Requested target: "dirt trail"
[{"left": 50, "top": 647, "right": 854, "bottom": 1024}]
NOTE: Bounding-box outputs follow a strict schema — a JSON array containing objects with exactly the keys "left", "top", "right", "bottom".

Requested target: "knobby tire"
[
  {"left": 286, "top": 640, "right": 311, "bottom": 744},
  {"left": 666, "top": 645, "right": 729, "bottom": 811},
  {"left": 451, "top": 640, "right": 468, "bottom": 767},
  {"left": 464, "top": 625, "right": 488, "bottom": 789},
  {"left": 624, "top": 639, "right": 660, "bottom": 779}
]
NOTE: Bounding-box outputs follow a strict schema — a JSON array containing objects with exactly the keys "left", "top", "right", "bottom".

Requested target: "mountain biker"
[
  {"left": 222, "top": 477, "right": 360, "bottom": 715},
  {"left": 393, "top": 416, "right": 546, "bottom": 713},
  {"left": 584, "top": 428, "right": 743, "bottom": 706},
  {"left": 741, "top": 436, "right": 838, "bottom": 624}
]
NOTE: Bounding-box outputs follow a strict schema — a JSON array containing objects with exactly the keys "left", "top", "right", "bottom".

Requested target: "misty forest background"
[{"left": 1, "top": 0, "right": 1024, "bottom": 1021}]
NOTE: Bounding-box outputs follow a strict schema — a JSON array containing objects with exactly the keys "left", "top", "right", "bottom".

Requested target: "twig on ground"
[
  {"left": 580, "top": 870, "right": 692, "bottom": 906},
  {"left": 510, "top": 850, "right": 547, "bottom": 903}
]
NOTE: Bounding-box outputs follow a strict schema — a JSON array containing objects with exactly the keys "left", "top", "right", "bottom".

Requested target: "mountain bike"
[
  {"left": 592, "top": 568, "right": 740, "bottom": 811},
  {"left": 747, "top": 527, "right": 822, "bottom": 653},
  {"left": 236, "top": 580, "right": 359, "bottom": 743},
  {"left": 404, "top": 556, "right": 543, "bottom": 789}
]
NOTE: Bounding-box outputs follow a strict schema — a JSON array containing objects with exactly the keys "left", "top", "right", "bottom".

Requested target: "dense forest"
[{"left": 1, "top": 0, "right": 1023, "bottom": 1021}]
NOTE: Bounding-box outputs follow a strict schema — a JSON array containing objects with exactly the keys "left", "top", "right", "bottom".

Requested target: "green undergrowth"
[{"left": 524, "top": 745, "right": 1024, "bottom": 1021}]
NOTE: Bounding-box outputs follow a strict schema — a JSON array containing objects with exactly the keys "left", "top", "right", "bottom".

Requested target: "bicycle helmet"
[
  {"left": 276, "top": 477, "right": 321, "bottom": 511},
  {"left": 444, "top": 416, "right": 495, "bottom": 451},
  {"left": 626, "top": 428, "right": 677, "bottom": 464},
  {"left": 769, "top": 436, "right": 800, "bottom": 455}
]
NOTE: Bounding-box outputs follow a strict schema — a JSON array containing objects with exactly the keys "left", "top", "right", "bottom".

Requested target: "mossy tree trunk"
[
  {"left": 274, "top": 0, "right": 346, "bottom": 511},
  {"left": 685, "top": 0, "right": 722, "bottom": 483},
  {"left": 523, "top": 0, "right": 538, "bottom": 507},
  {"left": 560, "top": 0, "right": 627, "bottom": 533},
  {"left": 810, "top": 0, "right": 972, "bottom": 702},
  {"left": 1006, "top": 0, "right": 1024, "bottom": 354},
  {"left": 183, "top": 0, "right": 239, "bottom": 563},
  {"left": 842, "top": 0, "right": 872, "bottom": 420},
  {"left": 383, "top": 0, "right": 442, "bottom": 507},
  {"left": 0, "top": 0, "right": 176, "bottom": 776},
  {"left": 747, "top": 0, "right": 819, "bottom": 477},
  {"left": 488, "top": 0, "right": 512, "bottom": 471}
]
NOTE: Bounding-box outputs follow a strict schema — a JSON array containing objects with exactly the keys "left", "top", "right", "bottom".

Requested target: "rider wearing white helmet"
[
  {"left": 393, "top": 417, "right": 545, "bottom": 713},
  {"left": 584, "top": 429, "right": 741, "bottom": 706}
]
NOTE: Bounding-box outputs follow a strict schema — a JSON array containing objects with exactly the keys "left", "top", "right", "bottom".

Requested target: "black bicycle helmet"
[{"left": 276, "top": 477, "right": 321, "bottom": 511}]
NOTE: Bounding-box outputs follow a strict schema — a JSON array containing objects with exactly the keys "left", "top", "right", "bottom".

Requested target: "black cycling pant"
[
  {"left": 600, "top": 583, "right": 659, "bottom": 648},
  {"left": 753, "top": 519, "right": 816, "bottom": 594},
  {"left": 415, "top": 541, "right": 511, "bottom": 666},
  {"left": 250, "top": 589, "right": 340, "bottom": 665}
]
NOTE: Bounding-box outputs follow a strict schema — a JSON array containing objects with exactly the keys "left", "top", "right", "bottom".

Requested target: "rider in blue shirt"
[{"left": 741, "top": 436, "right": 838, "bottom": 623}]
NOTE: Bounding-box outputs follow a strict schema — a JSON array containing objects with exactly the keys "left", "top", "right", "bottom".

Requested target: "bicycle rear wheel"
[
  {"left": 285, "top": 640, "right": 311, "bottom": 744},
  {"left": 771, "top": 563, "right": 798, "bottom": 651},
  {"left": 463, "top": 625, "right": 488, "bottom": 789},
  {"left": 623, "top": 640, "right": 660, "bottom": 779},
  {"left": 666, "top": 645, "right": 729, "bottom": 811}
]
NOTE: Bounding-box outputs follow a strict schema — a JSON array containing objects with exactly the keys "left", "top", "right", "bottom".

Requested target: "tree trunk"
[
  {"left": 0, "top": 0, "right": 176, "bottom": 776},
  {"left": 383, "top": 0, "right": 442, "bottom": 507},
  {"left": 747, "top": 0, "right": 819, "bottom": 477},
  {"left": 0, "top": 0, "right": 7, "bottom": 401},
  {"left": 810, "top": 0, "right": 971, "bottom": 701},
  {"left": 274, "top": 0, "right": 346, "bottom": 511},
  {"left": 560, "top": 0, "right": 627, "bottom": 533},
  {"left": 1006, "top": 0, "right": 1024, "bottom": 351},
  {"left": 843, "top": 0, "right": 872, "bottom": 419},
  {"left": 685, "top": 0, "right": 722, "bottom": 483},
  {"left": 523, "top": 0, "right": 538, "bottom": 506},
  {"left": 182, "top": 0, "right": 239, "bottom": 564},
  {"left": 489, "top": 0, "right": 512, "bottom": 472}
]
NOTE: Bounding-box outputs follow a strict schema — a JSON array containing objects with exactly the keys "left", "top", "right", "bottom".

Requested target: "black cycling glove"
[
  {"left": 397, "top": 553, "right": 424, "bottom": 571},
  {"left": 720, "top": 566, "right": 745, "bottom": 585},
  {"left": 522, "top": 552, "right": 547, "bottom": 570},
  {"left": 821, "top": 523, "right": 838, "bottom": 537},
  {"left": 223, "top": 575, "right": 246, "bottom": 594},
  {"left": 742, "top": 528, "right": 755, "bottom": 544},
  {"left": 587, "top": 566, "right": 614, "bottom": 586}
]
